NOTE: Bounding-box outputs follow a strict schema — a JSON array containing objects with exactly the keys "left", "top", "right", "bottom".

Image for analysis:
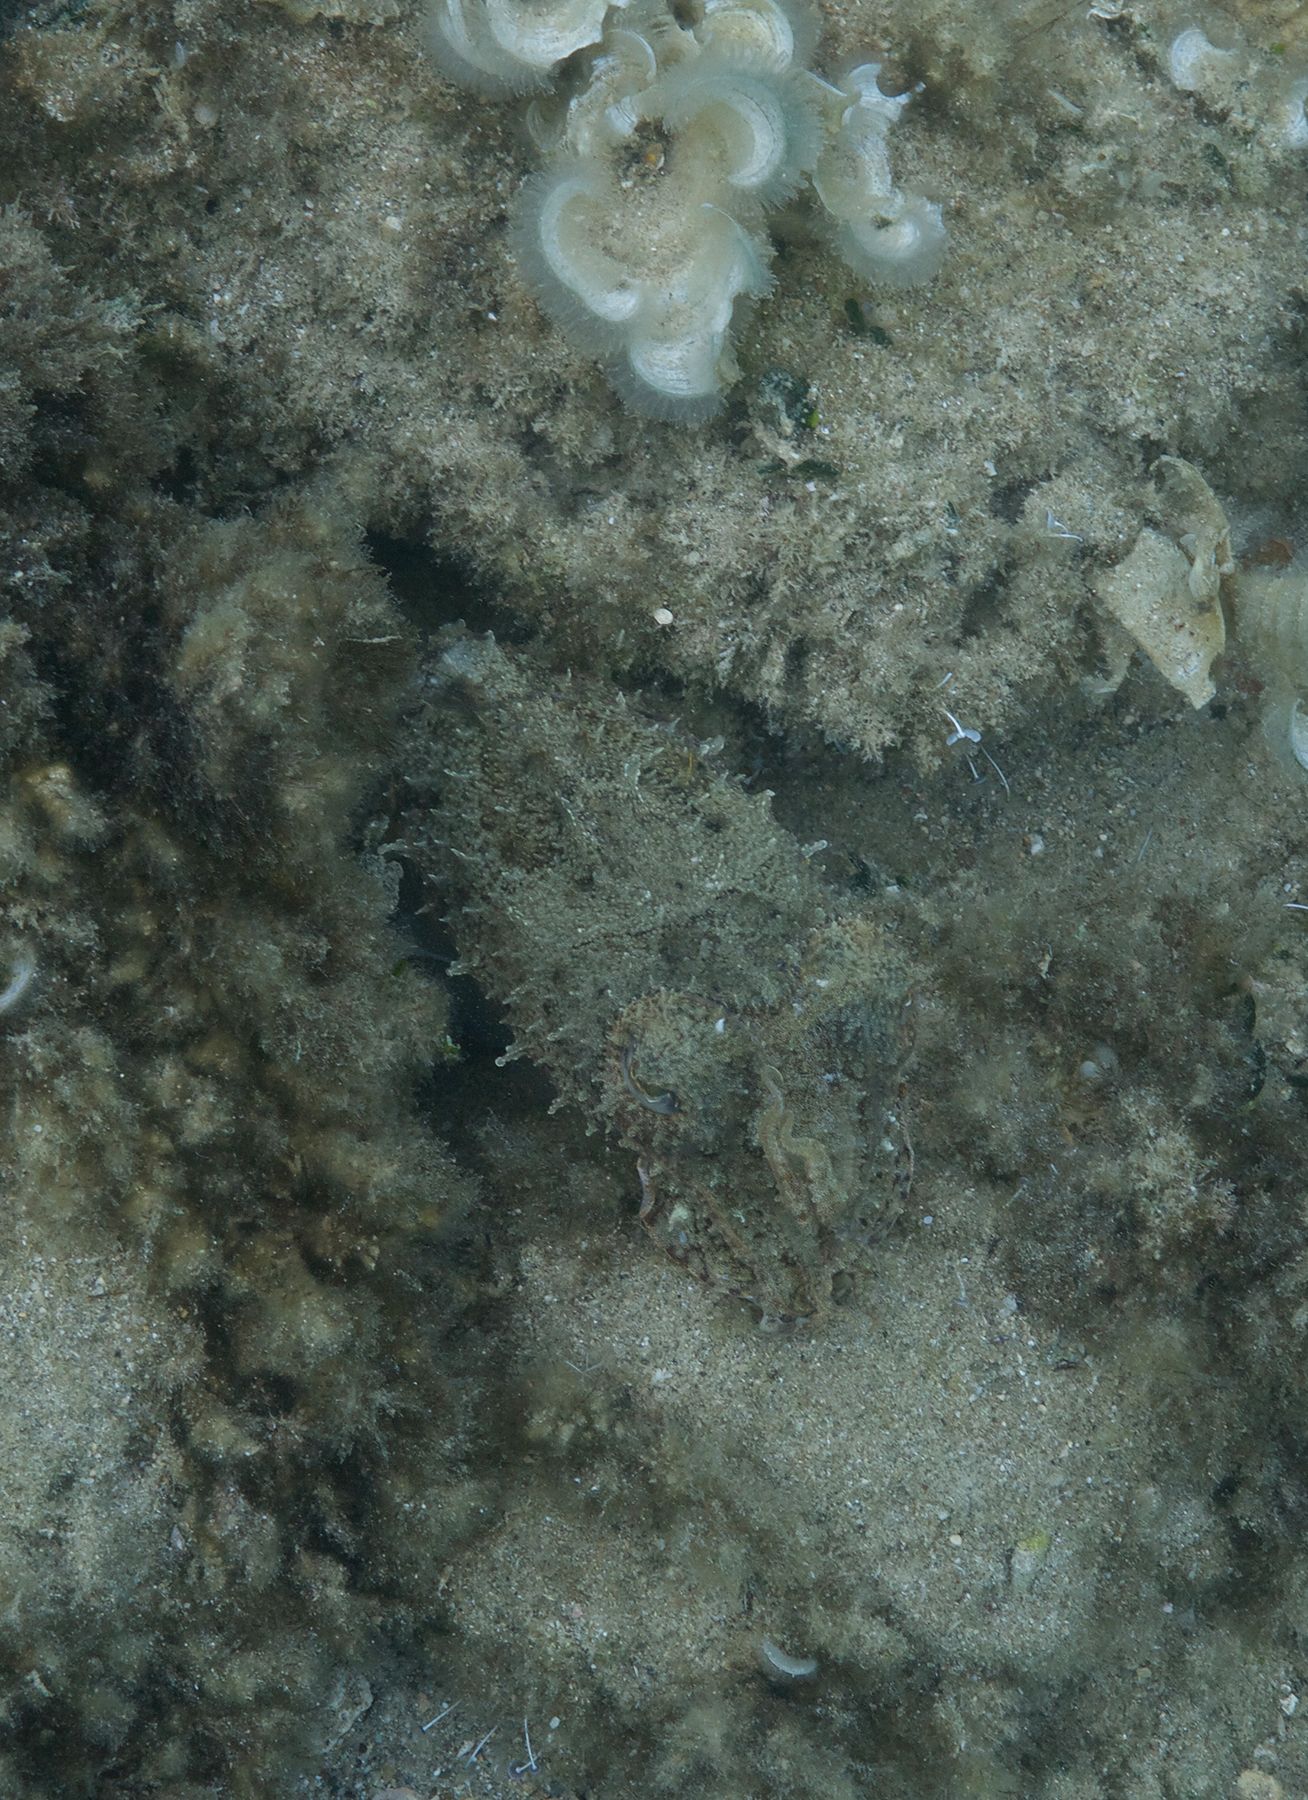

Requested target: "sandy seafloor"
[{"left": 7, "top": 0, "right": 1308, "bottom": 1795}]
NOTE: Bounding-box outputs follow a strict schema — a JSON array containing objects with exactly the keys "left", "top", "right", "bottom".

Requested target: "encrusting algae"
[{"left": 5, "top": 0, "right": 1308, "bottom": 1794}]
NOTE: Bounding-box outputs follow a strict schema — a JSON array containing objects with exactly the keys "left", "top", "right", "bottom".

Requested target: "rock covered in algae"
[
  {"left": 0, "top": 218, "right": 481, "bottom": 1783},
  {"left": 411, "top": 629, "right": 910, "bottom": 1320},
  {"left": 610, "top": 914, "right": 910, "bottom": 1322},
  {"left": 11, "top": 0, "right": 1308, "bottom": 1794},
  {"left": 412, "top": 628, "right": 822, "bottom": 1072}
]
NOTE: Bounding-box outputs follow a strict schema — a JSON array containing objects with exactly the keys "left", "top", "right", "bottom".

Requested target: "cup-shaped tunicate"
[
  {"left": 698, "top": 0, "right": 815, "bottom": 71},
  {"left": 813, "top": 65, "right": 947, "bottom": 287},
  {"left": 835, "top": 191, "right": 948, "bottom": 286},
  {"left": 618, "top": 202, "right": 774, "bottom": 412},
  {"left": 655, "top": 54, "right": 820, "bottom": 205},
  {"left": 527, "top": 23, "right": 662, "bottom": 160},
  {"left": 518, "top": 164, "right": 643, "bottom": 345},
  {"left": 1235, "top": 570, "right": 1308, "bottom": 772},
  {"left": 515, "top": 158, "right": 774, "bottom": 415},
  {"left": 424, "top": 0, "right": 625, "bottom": 94}
]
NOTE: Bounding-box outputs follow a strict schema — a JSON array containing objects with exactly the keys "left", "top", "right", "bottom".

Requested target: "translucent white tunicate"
[
  {"left": 811, "top": 88, "right": 897, "bottom": 217},
  {"left": 428, "top": 0, "right": 945, "bottom": 414},
  {"left": 530, "top": 165, "right": 643, "bottom": 336},
  {"left": 512, "top": 8, "right": 821, "bottom": 415},
  {"left": 1167, "top": 26, "right": 1236, "bottom": 94},
  {"left": 424, "top": 0, "right": 626, "bottom": 94},
  {"left": 657, "top": 57, "right": 819, "bottom": 203},
  {"left": 516, "top": 158, "right": 775, "bottom": 415},
  {"left": 1289, "top": 699, "right": 1308, "bottom": 772},
  {"left": 834, "top": 192, "right": 947, "bottom": 286},
  {"left": 1282, "top": 77, "right": 1308, "bottom": 149},
  {"left": 697, "top": 0, "right": 814, "bottom": 71},
  {"left": 812, "top": 65, "right": 946, "bottom": 287},
  {"left": 618, "top": 204, "right": 773, "bottom": 414}
]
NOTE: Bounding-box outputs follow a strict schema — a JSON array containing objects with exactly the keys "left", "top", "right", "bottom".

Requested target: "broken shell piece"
[
  {"left": 1151, "top": 456, "right": 1233, "bottom": 609},
  {"left": 1095, "top": 527, "right": 1226, "bottom": 708}
]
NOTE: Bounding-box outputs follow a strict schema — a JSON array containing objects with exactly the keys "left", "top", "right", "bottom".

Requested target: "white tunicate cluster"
[{"left": 424, "top": 0, "right": 945, "bottom": 417}]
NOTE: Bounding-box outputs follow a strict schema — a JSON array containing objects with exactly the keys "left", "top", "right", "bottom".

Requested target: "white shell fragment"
[
  {"left": 1095, "top": 529, "right": 1226, "bottom": 709},
  {"left": 1152, "top": 455, "right": 1233, "bottom": 612},
  {"left": 1095, "top": 460, "right": 1230, "bottom": 709}
]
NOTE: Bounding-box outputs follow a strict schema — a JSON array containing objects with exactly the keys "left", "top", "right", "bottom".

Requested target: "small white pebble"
[{"left": 652, "top": 607, "right": 674, "bottom": 627}]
